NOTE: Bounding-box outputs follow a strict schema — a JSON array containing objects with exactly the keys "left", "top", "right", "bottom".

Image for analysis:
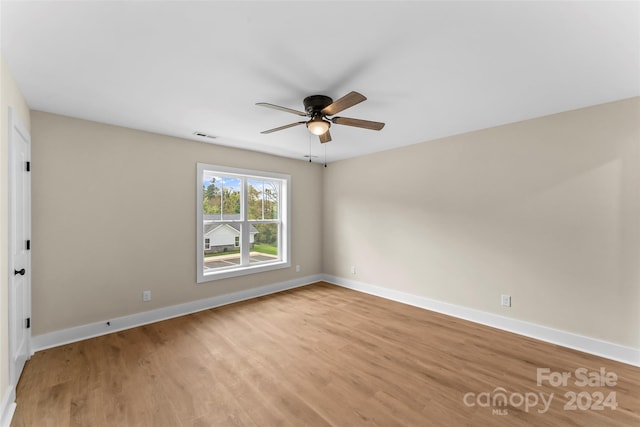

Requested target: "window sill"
[{"left": 197, "top": 259, "right": 290, "bottom": 283}]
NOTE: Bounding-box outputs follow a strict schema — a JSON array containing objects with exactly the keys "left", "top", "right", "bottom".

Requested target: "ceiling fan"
[{"left": 256, "top": 91, "right": 385, "bottom": 143}]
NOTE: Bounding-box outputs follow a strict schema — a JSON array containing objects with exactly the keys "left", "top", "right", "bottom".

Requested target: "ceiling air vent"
[{"left": 193, "top": 131, "right": 217, "bottom": 139}]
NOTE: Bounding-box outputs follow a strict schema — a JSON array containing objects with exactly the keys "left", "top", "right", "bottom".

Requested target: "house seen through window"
[{"left": 197, "top": 164, "right": 290, "bottom": 282}]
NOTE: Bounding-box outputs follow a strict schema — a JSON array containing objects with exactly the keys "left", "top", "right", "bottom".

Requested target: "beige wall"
[
  {"left": 1, "top": 54, "right": 31, "bottom": 406},
  {"left": 323, "top": 97, "right": 640, "bottom": 348},
  {"left": 30, "top": 111, "right": 323, "bottom": 335},
  {"left": 21, "top": 97, "right": 640, "bottom": 352}
]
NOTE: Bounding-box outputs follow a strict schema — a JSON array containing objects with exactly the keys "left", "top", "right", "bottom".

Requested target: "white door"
[{"left": 8, "top": 107, "right": 31, "bottom": 385}]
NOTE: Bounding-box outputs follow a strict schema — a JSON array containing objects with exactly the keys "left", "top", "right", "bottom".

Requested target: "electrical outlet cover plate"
[{"left": 501, "top": 294, "right": 511, "bottom": 307}]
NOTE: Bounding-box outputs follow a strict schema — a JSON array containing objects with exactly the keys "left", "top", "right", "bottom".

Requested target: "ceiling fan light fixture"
[{"left": 306, "top": 116, "right": 330, "bottom": 135}]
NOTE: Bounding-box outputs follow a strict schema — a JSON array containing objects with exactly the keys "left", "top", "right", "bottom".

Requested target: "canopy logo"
[{"left": 463, "top": 388, "right": 553, "bottom": 415}]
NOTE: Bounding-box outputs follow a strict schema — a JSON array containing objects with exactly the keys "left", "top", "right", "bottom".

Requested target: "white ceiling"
[{"left": 2, "top": 1, "right": 639, "bottom": 163}]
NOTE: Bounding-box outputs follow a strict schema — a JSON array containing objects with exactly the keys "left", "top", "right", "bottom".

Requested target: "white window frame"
[{"left": 197, "top": 163, "right": 290, "bottom": 283}]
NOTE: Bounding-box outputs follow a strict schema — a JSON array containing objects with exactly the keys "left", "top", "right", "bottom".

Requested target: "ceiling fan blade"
[
  {"left": 331, "top": 116, "right": 385, "bottom": 131},
  {"left": 260, "top": 121, "right": 306, "bottom": 134},
  {"left": 256, "top": 102, "right": 307, "bottom": 116},
  {"left": 321, "top": 91, "right": 366, "bottom": 116},
  {"left": 319, "top": 130, "right": 332, "bottom": 143}
]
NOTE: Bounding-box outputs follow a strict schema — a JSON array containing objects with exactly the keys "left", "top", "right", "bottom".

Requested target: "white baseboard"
[
  {"left": 323, "top": 275, "right": 640, "bottom": 367},
  {"left": 0, "top": 385, "right": 16, "bottom": 427},
  {"left": 31, "top": 274, "right": 323, "bottom": 353}
]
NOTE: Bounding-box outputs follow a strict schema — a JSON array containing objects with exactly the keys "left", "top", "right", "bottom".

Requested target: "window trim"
[{"left": 196, "top": 163, "right": 290, "bottom": 283}]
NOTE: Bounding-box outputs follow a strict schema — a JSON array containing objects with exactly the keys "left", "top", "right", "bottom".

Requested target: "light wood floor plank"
[{"left": 11, "top": 282, "right": 640, "bottom": 426}]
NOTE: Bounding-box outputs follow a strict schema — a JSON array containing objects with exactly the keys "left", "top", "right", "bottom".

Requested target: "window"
[{"left": 197, "top": 163, "right": 290, "bottom": 282}]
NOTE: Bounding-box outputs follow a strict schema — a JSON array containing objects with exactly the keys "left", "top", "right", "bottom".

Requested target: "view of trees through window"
[
  {"left": 202, "top": 174, "right": 281, "bottom": 272},
  {"left": 202, "top": 176, "right": 241, "bottom": 217}
]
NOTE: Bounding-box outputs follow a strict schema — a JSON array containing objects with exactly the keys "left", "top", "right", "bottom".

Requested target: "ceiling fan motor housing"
[{"left": 303, "top": 95, "right": 333, "bottom": 115}]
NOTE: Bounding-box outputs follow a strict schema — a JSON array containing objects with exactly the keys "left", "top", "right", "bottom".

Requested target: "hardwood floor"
[{"left": 12, "top": 282, "right": 640, "bottom": 426}]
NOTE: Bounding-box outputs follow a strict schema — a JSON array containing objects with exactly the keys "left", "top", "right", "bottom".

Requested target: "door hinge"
[
  {"left": 26, "top": 318, "right": 31, "bottom": 329},
  {"left": 25, "top": 161, "right": 31, "bottom": 172},
  {"left": 26, "top": 239, "right": 31, "bottom": 250}
]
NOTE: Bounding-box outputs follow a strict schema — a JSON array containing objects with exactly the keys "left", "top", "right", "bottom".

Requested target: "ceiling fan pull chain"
[{"left": 324, "top": 143, "right": 327, "bottom": 168}]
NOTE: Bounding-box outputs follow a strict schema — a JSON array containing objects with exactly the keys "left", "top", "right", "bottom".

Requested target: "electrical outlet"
[
  {"left": 501, "top": 294, "right": 511, "bottom": 307},
  {"left": 351, "top": 266, "right": 357, "bottom": 275},
  {"left": 295, "top": 265, "right": 301, "bottom": 272},
  {"left": 143, "top": 290, "right": 151, "bottom": 302}
]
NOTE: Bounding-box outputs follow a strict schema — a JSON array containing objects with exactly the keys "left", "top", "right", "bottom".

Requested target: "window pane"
[
  {"left": 202, "top": 173, "right": 223, "bottom": 220},
  {"left": 203, "top": 174, "right": 241, "bottom": 221},
  {"left": 264, "top": 180, "right": 279, "bottom": 220},
  {"left": 247, "top": 179, "right": 262, "bottom": 220},
  {"left": 221, "top": 176, "right": 241, "bottom": 218},
  {"left": 248, "top": 179, "right": 279, "bottom": 220},
  {"left": 250, "top": 223, "right": 279, "bottom": 264},
  {"left": 203, "top": 223, "right": 241, "bottom": 272}
]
